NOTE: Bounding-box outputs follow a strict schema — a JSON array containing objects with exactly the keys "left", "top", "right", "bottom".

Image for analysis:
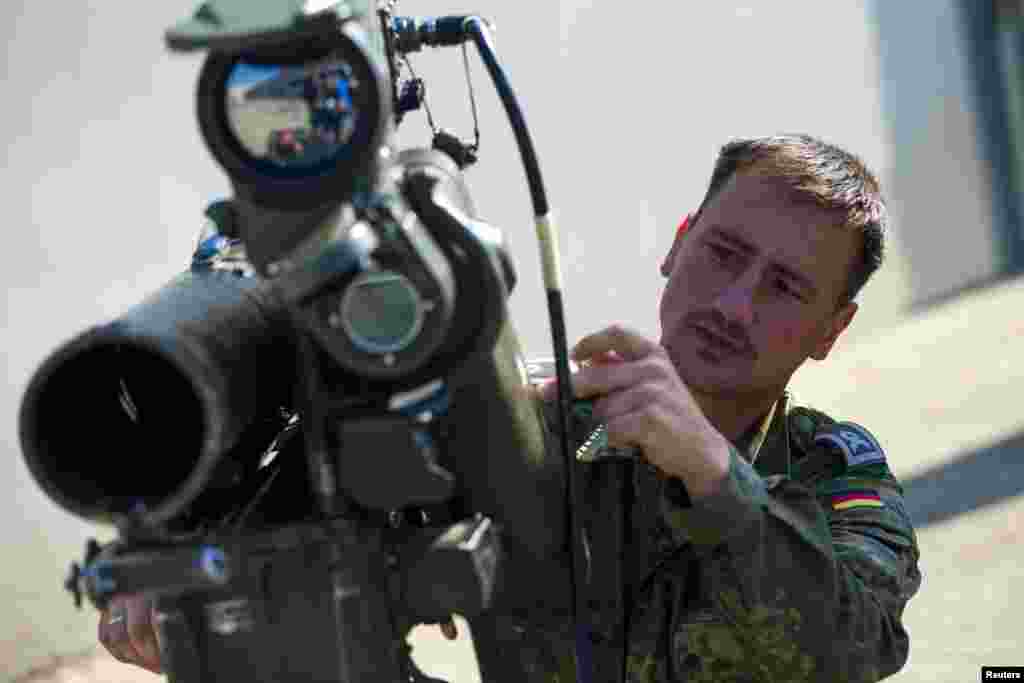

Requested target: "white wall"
[{"left": 872, "top": 0, "right": 1002, "bottom": 305}]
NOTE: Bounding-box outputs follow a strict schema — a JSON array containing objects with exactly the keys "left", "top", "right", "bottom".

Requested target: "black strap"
[{"left": 619, "top": 460, "right": 635, "bottom": 683}]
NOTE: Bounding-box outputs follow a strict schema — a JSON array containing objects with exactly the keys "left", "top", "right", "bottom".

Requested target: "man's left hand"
[{"left": 541, "top": 324, "right": 732, "bottom": 501}]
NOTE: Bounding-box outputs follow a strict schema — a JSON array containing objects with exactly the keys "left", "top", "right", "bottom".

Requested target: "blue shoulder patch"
[{"left": 813, "top": 421, "right": 886, "bottom": 468}]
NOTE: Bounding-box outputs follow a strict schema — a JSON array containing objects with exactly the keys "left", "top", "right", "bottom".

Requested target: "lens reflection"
[
  {"left": 226, "top": 57, "right": 359, "bottom": 171},
  {"left": 341, "top": 272, "right": 424, "bottom": 354}
]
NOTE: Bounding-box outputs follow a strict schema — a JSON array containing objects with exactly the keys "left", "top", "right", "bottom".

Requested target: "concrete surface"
[{"left": 793, "top": 276, "right": 1024, "bottom": 682}]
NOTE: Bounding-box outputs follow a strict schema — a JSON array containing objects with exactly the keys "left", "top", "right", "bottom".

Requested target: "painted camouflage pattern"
[{"left": 520, "top": 390, "right": 921, "bottom": 683}]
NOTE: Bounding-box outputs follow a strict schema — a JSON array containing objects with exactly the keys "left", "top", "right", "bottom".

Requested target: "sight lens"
[
  {"left": 340, "top": 271, "right": 424, "bottom": 354},
  {"left": 225, "top": 56, "right": 362, "bottom": 176}
]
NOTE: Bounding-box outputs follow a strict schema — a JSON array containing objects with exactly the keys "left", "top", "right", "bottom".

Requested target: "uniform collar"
[{"left": 734, "top": 392, "right": 792, "bottom": 478}]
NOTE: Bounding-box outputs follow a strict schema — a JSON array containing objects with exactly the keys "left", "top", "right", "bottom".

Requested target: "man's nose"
[{"left": 712, "top": 269, "right": 759, "bottom": 329}]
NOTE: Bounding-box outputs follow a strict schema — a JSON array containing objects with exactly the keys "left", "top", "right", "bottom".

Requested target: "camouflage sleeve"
[{"left": 659, "top": 433, "right": 921, "bottom": 682}]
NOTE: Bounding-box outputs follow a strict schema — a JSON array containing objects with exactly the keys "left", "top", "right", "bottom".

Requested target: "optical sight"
[{"left": 19, "top": 3, "right": 603, "bottom": 681}]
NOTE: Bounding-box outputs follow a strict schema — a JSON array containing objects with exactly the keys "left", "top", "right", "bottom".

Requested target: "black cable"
[
  {"left": 465, "top": 18, "right": 548, "bottom": 216},
  {"left": 378, "top": 6, "right": 402, "bottom": 125},
  {"left": 619, "top": 462, "right": 635, "bottom": 682},
  {"left": 463, "top": 16, "right": 590, "bottom": 683},
  {"left": 401, "top": 54, "right": 438, "bottom": 133},
  {"left": 461, "top": 43, "right": 481, "bottom": 153},
  {"left": 226, "top": 460, "right": 284, "bottom": 531}
]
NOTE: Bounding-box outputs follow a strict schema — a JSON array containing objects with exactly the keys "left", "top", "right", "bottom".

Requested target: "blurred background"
[{"left": 3, "top": 0, "right": 1022, "bottom": 681}]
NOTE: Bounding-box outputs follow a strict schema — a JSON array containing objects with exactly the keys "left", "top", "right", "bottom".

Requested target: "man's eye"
[
  {"left": 708, "top": 244, "right": 737, "bottom": 264},
  {"left": 775, "top": 278, "right": 804, "bottom": 300}
]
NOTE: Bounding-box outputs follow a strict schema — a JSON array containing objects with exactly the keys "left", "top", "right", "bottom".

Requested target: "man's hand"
[
  {"left": 541, "top": 324, "right": 732, "bottom": 500},
  {"left": 98, "top": 593, "right": 163, "bottom": 674},
  {"left": 97, "top": 593, "right": 457, "bottom": 669},
  {"left": 438, "top": 616, "right": 458, "bottom": 640}
]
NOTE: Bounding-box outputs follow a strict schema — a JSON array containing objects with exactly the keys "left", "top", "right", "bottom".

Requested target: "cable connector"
[
  {"left": 432, "top": 129, "right": 477, "bottom": 169},
  {"left": 391, "top": 15, "right": 493, "bottom": 53}
]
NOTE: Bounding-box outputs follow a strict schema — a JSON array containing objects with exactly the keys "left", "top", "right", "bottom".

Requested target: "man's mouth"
[{"left": 690, "top": 322, "right": 747, "bottom": 357}]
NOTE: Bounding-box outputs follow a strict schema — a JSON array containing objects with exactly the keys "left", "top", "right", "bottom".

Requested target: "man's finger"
[
  {"left": 579, "top": 349, "right": 622, "bottom": 367},
  {"left": 439, "top": 617, "right": 458, "bottom": 640},
  {"left": 125, "top": 595, "right": 162, "bottom": 672},
  {"left": 605, "top": 407, "right": 657, "bottom": 451},
  {"left": 538, "top": 356, "right": 661, "bottom": 402},
  {"left": 572, "top": 325, "right": 661, "bottom": 364},
  {"left": 592, "top": 384, "right": 658, "bottom": 423},
  {"left": 570, "top": 358, "right": 663, "bottom": 400},
  {"left": 98, "top": 600, "right": 140, "bottom": 666}
]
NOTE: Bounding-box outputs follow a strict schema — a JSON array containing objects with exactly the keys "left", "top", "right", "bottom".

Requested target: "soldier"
[{"left": 518, "top": 133, "right": 921, "bottom": 682}]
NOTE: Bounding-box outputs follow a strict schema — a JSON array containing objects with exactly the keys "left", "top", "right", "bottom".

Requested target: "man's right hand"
[{"left": 98, "top": 593, "right": 163, "bottom": 674}]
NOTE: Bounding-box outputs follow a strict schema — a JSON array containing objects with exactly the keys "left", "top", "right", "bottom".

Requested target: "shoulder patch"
[
  {"left": 814, "top": 422, "right": 886, "bottom": 468},
  {"left": 786, "top": 406, "right": 834, "bottom": 457}
]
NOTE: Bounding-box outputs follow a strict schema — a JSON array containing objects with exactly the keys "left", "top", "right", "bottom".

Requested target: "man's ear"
[
  {"left": 810, "top": 301, "right": 858, "bottom": 361},
  {"left": 660, "top": 213, "right": 693, "bottom": 277}
]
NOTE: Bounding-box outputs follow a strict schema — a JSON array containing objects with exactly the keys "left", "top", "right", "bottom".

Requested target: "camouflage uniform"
[{"left": 509, "top": 390, "right": 922, "bottom": 683}]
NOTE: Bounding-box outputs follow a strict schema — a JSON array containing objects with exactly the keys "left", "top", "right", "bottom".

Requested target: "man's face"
[{"left": 659, "top": 171, "right": 860, "bottom": 399}]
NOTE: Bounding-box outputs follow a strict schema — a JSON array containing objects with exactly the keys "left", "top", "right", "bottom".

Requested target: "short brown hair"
[{"left": 695, "top": 134, "right": 887, "bottom": 305}]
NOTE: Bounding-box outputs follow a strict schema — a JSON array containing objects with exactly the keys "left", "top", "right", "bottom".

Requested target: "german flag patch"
[{"left": 830, "top": 489, "right": 885, "bottom": 511}]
